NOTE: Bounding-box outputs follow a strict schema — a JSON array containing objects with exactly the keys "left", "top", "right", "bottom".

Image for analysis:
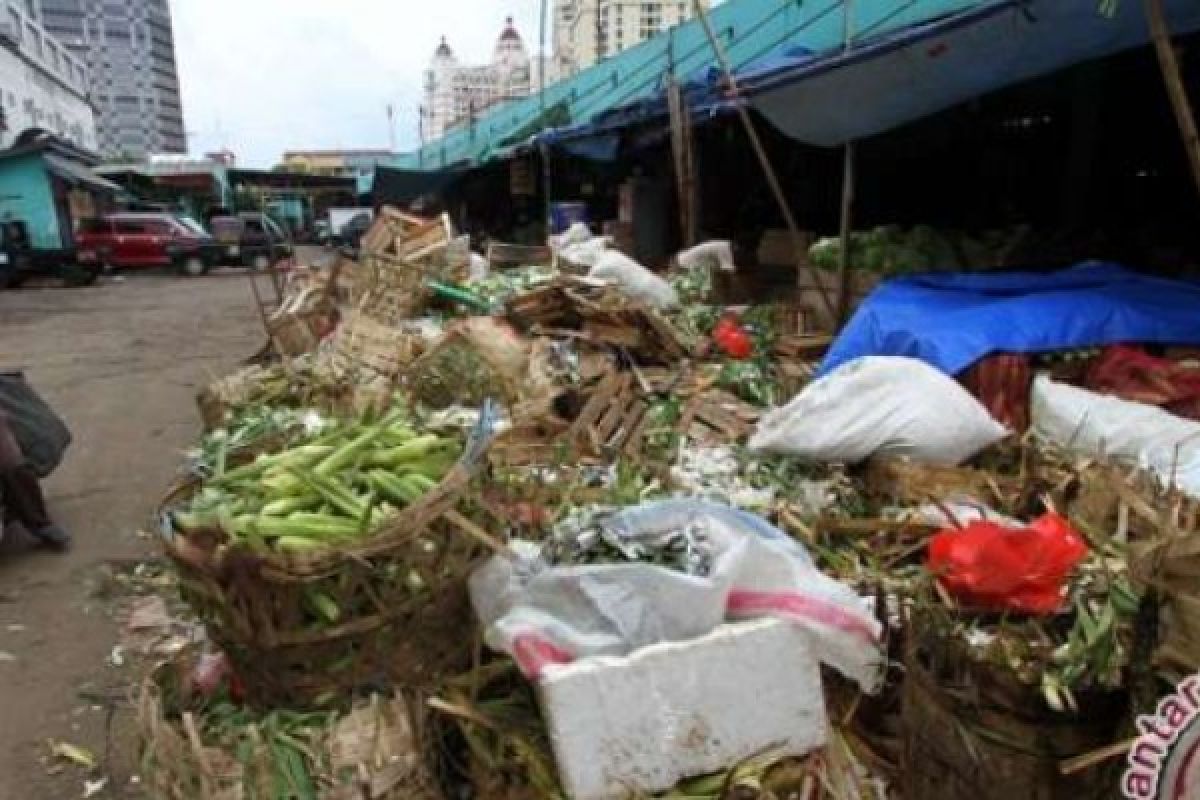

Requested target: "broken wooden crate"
[{"left": 505, "top": 277, "right": 691, "bottom": 364}]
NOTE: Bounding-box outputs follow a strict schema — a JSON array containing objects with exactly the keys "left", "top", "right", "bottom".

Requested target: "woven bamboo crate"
[
  {"left": 159, "top": 424, "right": 502, "bottom": 710},
  {"left": 400, "top": 320, "right": 531, "bottom": 412},
  {"left": 395, "top": 214, "right": 453, "bottom": 260},
  {"left": 327, "top": 311, "right": 427, "bottom": 380},
  {"left": 361, "top": 208, "right": 433, "bottom": 256},
  {"left": 268, "top": 307, "right": 336, "bottom": 358},
  {"left": 137, "top": 658, "right": 441, "bottom": 800},
  {"left": 487, "top": 242, "right": 554, "bottom": 270},
  {"left": 483, "top": 366, "right": 649, "bottom": 469},
  {"left": 674, "top": 387, "right": 760, "bottom": 447},
  {"left": 565, "top": 369, "right": 649, "bottom": 461}
]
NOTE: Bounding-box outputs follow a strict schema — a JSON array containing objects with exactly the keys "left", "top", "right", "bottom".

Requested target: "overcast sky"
[{"left": 172, "top": 0, "right": 544, "bottom": 167}]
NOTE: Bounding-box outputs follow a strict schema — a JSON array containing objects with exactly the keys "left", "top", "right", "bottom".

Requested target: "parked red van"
[{"left": 76, "top": 213, "right": 219, "bottom": 276}]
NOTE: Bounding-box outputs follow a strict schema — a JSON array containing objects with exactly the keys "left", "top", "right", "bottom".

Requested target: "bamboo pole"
[
  {"left": 837, "top": 143, "right": 856, "bottom": 323},
  {"left": 690, "top": 0, "right": 838, "bottom": 325},
  {"left": 836, "top": 2, "right": 857, "bottom": 324},
  {"left": 668, "top": 78, "right": 699, "bottom": 246},
  {"left": 1143, "top": 0, "right": 1200, "bottom": 197}
]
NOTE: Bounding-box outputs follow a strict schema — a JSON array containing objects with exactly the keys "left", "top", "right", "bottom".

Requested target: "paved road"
[{"left": 0, "top": 271, "right": 265, "bottom": 799}]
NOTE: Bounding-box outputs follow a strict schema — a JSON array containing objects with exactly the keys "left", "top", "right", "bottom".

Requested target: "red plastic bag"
[
  {"left": 927, "top": 512, "right": 1088, "bottom": 614},
  {"left": 713, "top": 315, "right": 753, "bottom": 360}
]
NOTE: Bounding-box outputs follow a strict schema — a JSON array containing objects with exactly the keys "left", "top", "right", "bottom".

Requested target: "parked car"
[
  {"left": 209, "top": 212, "right": 292, "bottom": 270},
  {"left": 76, "top": 213, "right": 219, "bottom": 276}
]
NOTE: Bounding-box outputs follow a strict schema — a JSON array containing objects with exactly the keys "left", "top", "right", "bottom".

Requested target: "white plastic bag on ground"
[
  {"left": 470, "top": 499, "right": 884, "bottom": 692},
  {"left": 676, "top": 240, "right": 736, "bottom": 272},
  {"left": 749, "top": 357, "right": 1009, "bottom": 465},
  {"left": 549, "top": 221, "right": 595, "bottom": 251},
  {"left": 588, "top": 251, "right": 679, "bottom": 310},
  {"left": 1032, "top": 375, "right": 1200, "bottom": 496},
  {"left": 559, "top": 237, "right": 610, "bottom": 270}
]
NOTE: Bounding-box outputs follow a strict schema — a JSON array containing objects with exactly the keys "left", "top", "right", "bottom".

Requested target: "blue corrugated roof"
[{"left": 394, "top": 0, "right": 987, "bottom": 170}]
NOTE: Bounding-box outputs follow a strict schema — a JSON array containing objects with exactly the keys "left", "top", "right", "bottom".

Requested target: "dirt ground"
[{"left": 0, "top": 271, "right": 266, "bottom": 800}]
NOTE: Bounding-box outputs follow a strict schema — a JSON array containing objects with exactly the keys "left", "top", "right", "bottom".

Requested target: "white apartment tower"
[
  {"left": 553, "top": 0, "right": 701, "bottom": 78},
  {"left": 421, "top": 17, "right": 532, "bottom": 144}
]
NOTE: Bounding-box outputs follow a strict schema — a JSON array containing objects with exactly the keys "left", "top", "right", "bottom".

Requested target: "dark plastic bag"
[{"left": 0, "top": 372, "right": 71, "bottom": 478}]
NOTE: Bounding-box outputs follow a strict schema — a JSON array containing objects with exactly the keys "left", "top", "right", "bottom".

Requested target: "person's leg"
[{"left": 0, "top": 409, "right": 69, "bottom": 549}]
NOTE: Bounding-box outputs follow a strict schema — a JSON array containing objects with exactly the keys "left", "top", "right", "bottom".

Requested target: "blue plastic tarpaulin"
[{"left": 819, "top": 262, "right": 1200, "bottom": 378}]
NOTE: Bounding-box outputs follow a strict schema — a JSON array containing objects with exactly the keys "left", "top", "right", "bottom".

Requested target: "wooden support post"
[
  {"left": 667, "top": 78, "right": 699, "bottom": 247},
  {"left": 836, "top": 1, "right": 857, "bottom": 325},
  {"left": 1143, "top": 0, "right": 1200, "bottom": 198},
  {"left": 540, "top": 142, "right": 554, "bottom": 239},
  {"left": 837, "top": 141, "right": 856, "bottom": 324},
  {"left": 691, "top": 0, "right": 838, "bottom": 325}
]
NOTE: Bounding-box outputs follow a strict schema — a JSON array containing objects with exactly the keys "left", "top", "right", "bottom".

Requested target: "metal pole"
[
  {"left": 690, "top": 0, "right": 837, "bottom": 325},
  {"left": 1142, "top": 0, "right": 1200, "bottom": 198}
]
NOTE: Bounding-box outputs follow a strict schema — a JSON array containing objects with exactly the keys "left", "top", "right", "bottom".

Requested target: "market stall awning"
[
  {"left": 741, "top": 0, "right": 1200, "bottom": 147},
  {"left": 395, "top": 0, "right": 987, "bottom": 170},
  {"left": 44, "top": 153, "right": 121, "bottom": 194},
  {"left": 371, "top": 166, "right": 469, "bottom": 206}
]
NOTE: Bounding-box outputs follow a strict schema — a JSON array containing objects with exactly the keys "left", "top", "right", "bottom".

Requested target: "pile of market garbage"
[{"left": 137, "top": 209, "right": 1200, "bottom": 800}]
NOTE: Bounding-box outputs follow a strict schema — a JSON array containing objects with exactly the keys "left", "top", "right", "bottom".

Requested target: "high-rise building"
[
  {"left": 552, "top": 0, "right": 702, "bottom": 78},
  {"left": 421, "top": 17, "right": 532, "bottom": 144},
  {"left": 37, "top": 0, "right": 186, "bottom": 158},
  {"left": 0, "top": 1, "right": 97, "bottom": 150}
]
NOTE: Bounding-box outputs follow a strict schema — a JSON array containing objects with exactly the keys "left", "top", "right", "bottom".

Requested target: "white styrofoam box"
[{"left": 537, "top": 618, "right": 828, "bottom": 800}]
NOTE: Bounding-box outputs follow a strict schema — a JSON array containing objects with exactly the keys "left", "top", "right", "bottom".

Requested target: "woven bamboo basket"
[
  {"left": 136, "top": 657, "right": 442, "bottom": 800},
  {"left": 361, "top": 208, "right": 436, "bottom": 256},
  {"left": 486, "top": 242, "right": 554, "bottom": 271},
  {"left": 901, "top": 631, "right": 1128, "bottom": 800},
  {"left": 159, "top": 419, "right": 503, "bottom": 710},
  {"left": 268, "top": 307, "right": 336, "bottom": 357},
  {"left": 394, "top": 215, "right": 453, "bottom": 260},
  {"left": 357, "top": 251, "right": 433, "bottom": 324},
  {"left": 1117, "top": 467, "right": 1200, "bottom": 681},
  {"left": 326, "top": 311, "right": 428, "bottom": 381},
  {"left": 400, "top": 320, "right": 531, "bottom": 412}
]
